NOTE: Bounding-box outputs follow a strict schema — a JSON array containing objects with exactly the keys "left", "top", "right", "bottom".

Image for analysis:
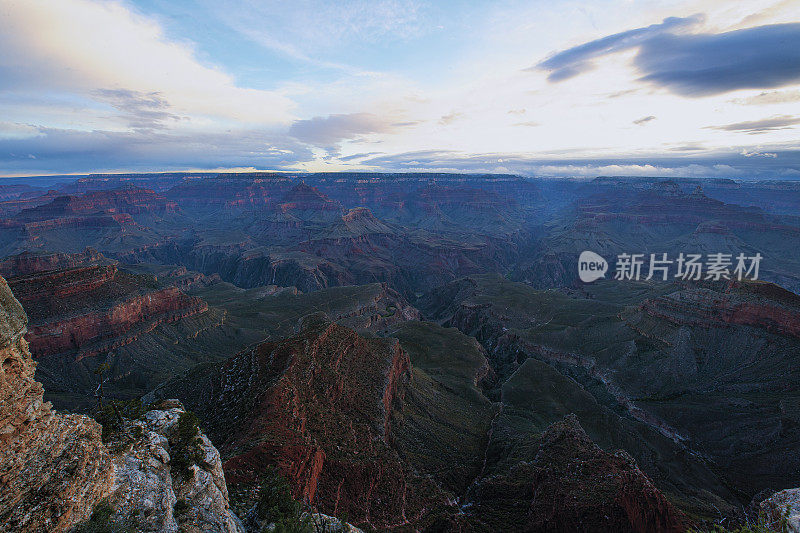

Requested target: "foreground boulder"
[{"left": 0, "top": 275, "right": 242, "bottom": 533}]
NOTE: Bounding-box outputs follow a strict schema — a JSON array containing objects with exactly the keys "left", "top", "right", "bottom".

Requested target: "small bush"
[
  {"left": 256, "top": 468, "right": 301, "bottom": 523},
  {"left": 177, "top": 410, "right": 200, "bottom": 442},
  {"left": 75, "top": 500, "right": 135, "bottom": 533},
  {"left": 174, "top": 498, "right": 190, "bottom": 517},
  {"left": 95, "top": 399, "right": 149, "bottom": 442},
  {"left": 171, "top": 411, "right": 207, "bottom": 478},
  {"left": 688, "top": 512, "right": 788, "bottom": 533}
]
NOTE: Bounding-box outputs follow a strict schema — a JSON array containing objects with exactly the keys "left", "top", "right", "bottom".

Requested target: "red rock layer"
[
  {"left": 3, "top": 251, "right": 208, "bottom": 360},
  {"left": 0, "top": 248, "right": 108, "bottom": 278},
  {"left": 642, "top": 284, "right": 800, "bottom": 340},
  {"left": 205, "top": 317, "right": 441, "bottom": 530},
  {"left": 16, "top": 187, "right": 177, "bottom": 222},
  {"left": 9, "top": 265, "right": 118, "bottom": 301},
  {"left": 24, "top": 287, "right": 207, "bottom": 360},
  {"left": 278, "top": 183, "right": 343, "bottom": 214}
]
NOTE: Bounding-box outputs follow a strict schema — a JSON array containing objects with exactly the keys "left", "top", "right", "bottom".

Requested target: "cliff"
[
  {"left": 470, "top": 415, "right": 689, "bottom": 532},
  {"left": 0, "top": 276, "right": 242, "bottom": 532},
  {"left": 641, "top": 282, "right": 800, "bottom": 340},
  {"left": 3, "top": 252, "right": 208, "bottom": 361},
  {"left": 0, "top": 248, "right": 109, "bottom": 277},
  {"left": 193, "top": 314, "right": 424, "bottom": 530},
  {"left": 15, "top": 187, "right": 178, "bottom": 222}
]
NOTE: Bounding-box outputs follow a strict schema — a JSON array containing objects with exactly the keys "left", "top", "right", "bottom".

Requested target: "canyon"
[{"left": 1, "top": 172, "right": 800, "bottom": 531}]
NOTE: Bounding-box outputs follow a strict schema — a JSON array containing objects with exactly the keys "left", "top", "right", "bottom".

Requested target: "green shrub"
[
  {"left": 688, "top": 512, "right": 788, "bottom": 533},
  {"left": 256, "top": 468, "right": 302, "bottom": 524},
  {"left": 74, "top": 499, "right": 135, "bottom": 533},
  {"left": 94, "top": 399, "right": 149, "bottom": 442},
  {"left": 174, "top": 498, "right": 190, "bottom": 517},
  {"left": 171, "top": 411, "right": 207, "bottom": 478}
]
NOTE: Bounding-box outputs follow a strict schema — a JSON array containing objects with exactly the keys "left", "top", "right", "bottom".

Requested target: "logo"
[{"left": 578, "top": 250, "right": 608, "bottom": 283}]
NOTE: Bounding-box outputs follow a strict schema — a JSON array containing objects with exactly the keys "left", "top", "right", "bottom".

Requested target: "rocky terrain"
[
  {"left": 0, "top": 275, "right": 242, "bottom": 533},
  {"left": 2, "top": 172, "right": 800, "bottom": 531},
  {"left": 420, "top": 273, "right": 800, "bottom": 517},
  {"left": 149, "top": 312, "right": 697, "bottom": 531},
  {"left": 469, "top": 414, "right": 688, "bottom": 532}
]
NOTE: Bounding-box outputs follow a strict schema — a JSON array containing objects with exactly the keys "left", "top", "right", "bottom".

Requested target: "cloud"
[
  {"left": 338, "top": 152, "right": 384, "bottom": 162},
  {"left": 513, "top": 121, "right": 540, "bottom": 127},
  {"left": 288, "top": 113, "right": 401, "bottom": 151},
  {"left": 667, "top": 143, "right": 706, "bottom": 152},
  {"left": 0, "top": 0, "right": 295, "bottom": 124},
  {"left": 438, "top": 112, "right": 464, "bottom": 125},
  {"left": 92, "top": 89, "right": 181, "bottom": 131},
  {"left": 537, "top": 18, "right": 800, "bottom": 97},
  {"left": 635, "top": 24, "right": 800, "bottom": 96},
  {"left": 535, "top": 15, "right": 703, "bottom": 82},
  {"left": 708, "top": 115, "right": 800, "bottom": 134},
  {"left": 361, "top": 147, "right": 800, "bottom": 178},
  {"left": 0, "top": 122, "right": 42, "bottom": 140},
  {"left": 740, "top": 149, "right": 777, "bottom": 158},
  {"left": 633, "top": 115, "right": 656, "bottom": 125},
  {"left": 732, "top": 90, "right": 800, "bottom": 105},
  {"left": 0, "top": 126, "right": 313, "bottom": 174}
]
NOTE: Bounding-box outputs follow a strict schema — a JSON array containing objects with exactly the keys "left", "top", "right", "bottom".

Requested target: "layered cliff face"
[
  {"left": 179, "top": 315, "right": 431, "bottom": 530},
  {"left": 3, "top": 251, "right": 423, "bottom": 413},
  {"left": 0, "top": 187, "right": 178, "bottom": 258},
  {"left": 640, "top": 281, "right": 800, "bottom": 339},
  {"left": 0, "top": 247, "right": 109, "bottom": 278},
  {"left": 4, "top": 251, "right": 208, "bottom": 362},
  {"left": 15, "top": 187, "right": 178, "bottom": 222},
  {"left": 0, "top": 276, "right": 242, "bottom": 533},
  {"left": 0, "top": 251, "right": 229, "bottom": 411},
  {"left": 164, "top": 175, "right": 295, "bottom": 211}
]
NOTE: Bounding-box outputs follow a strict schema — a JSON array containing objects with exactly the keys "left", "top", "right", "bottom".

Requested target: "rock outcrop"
[
  {"left": 105, "top": 400, "right": 244, "bottom": 533},
  {"left": 158, "top": 314, "right": 460, "bottom": 530},
  {"left": 205, "top": 315, "right": 421, "bottom": 529},
  {"left": 0, "top": 276, "right": 113, "bottom": 532},
  {"left": 641, "top": 281, "right": 800, "bottom": 340},
  {"left": 0, "top": 248, "right": 109, "bottom": 278},
  {"left": 761, "top": 488, "right": 800, "bottom": 532},
  {"left": 0, "top": 276, "right": 243, "bottom": 533},
  {"left": 15, "top": 187, "right": 178, "bottom": 222}
]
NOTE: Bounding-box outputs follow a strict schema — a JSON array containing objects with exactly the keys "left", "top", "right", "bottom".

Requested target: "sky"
[{"left": 0, "top": 0, "right": 799, "bottom": 178}]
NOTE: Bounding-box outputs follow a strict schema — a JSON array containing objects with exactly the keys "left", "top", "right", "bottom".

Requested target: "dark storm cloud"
[
  {"left": 537, "top": 19, "right": 800, "bottom": 97},
  {"left": 708, "top": 115, "right": 800, "bottom": 134},
  {"left": 535, "top": 15, "right": 703, "bottom": 82},
  {"left": 0, "top": 126, "right": 312, "bottom": 174},
  {"left": 635, "top": 24, "right": 800, "bottom": 96}
]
